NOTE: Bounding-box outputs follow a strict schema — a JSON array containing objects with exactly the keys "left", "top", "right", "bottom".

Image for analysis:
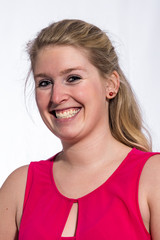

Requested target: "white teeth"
[{"left": 55, "top": 108, "right": 80, "bottom": 119}]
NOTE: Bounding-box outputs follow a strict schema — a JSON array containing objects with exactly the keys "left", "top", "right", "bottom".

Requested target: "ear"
[{"left": 105, "top": 71, "right": 120, "bottom": 99}]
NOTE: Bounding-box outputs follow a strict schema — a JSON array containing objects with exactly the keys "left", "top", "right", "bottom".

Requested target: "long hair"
[{"left": 27, "top": 19, "right": 152, "bottom": 152}]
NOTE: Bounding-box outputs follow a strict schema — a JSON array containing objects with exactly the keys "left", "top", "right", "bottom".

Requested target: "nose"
[{"left": 51, "top": 81, "right": 69, "bottom": 105}]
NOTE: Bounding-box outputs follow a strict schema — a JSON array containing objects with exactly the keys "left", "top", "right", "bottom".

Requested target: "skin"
[{"left": 0, "top": 45, "right": 160, "bottom": 239}]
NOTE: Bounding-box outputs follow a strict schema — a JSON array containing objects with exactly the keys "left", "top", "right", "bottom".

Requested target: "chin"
[
  {"left": 56, "top": 133, "right": 80, "bottom": 143},
  {"left": 43, "top": 119, "right": 85, "bottom": 144}
]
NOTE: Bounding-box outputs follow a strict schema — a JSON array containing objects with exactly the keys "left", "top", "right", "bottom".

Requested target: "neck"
[{"left": 60, "top": 130, "right": 127, "bottom": 169}]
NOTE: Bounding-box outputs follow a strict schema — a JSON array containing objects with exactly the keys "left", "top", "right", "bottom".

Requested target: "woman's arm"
[
  {"left": 140, "top": 154, "right": 160, "bottom": 240},
  {"left": 0, "top": 165, "right": 28, "bottom": 240}
]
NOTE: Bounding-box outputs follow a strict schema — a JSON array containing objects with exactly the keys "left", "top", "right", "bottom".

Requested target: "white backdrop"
[{"left": 0, "top": 0, "right": 160, "bottom": 186}]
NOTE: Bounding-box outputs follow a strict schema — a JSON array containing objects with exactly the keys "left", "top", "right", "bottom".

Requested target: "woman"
[{"left": 0, "top": 19, "right": 160, "bottom": 240}]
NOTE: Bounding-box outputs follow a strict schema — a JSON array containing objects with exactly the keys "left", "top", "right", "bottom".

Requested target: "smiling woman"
[{"left": 0, "top": 19, "right": 160, "bottom": 240}]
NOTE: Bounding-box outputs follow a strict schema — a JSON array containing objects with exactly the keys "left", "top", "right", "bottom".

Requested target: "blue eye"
[
  {"left": 67, "top": 75, "right": 81, "bottom": 83},
  {"left": 38, "top": 80, "right": 53, "bottom": 88}
]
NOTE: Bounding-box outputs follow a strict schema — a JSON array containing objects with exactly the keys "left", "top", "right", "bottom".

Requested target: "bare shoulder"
[
  {"left": 140, "top": 154, "right": 160, "bottom": 187},
  {"left": 1, "top": 165, "right": 29, "bottom": 188},
  {"left": 0, "top": 165, "right": 29, "bottom": 203},
  {"left": 0, "top": 165, "right": 29, "bottom": 239},
  {"left": 140, "top": 154, "right": 160, "bottom": 239}
]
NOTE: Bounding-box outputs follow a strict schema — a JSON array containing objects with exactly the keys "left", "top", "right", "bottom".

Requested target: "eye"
[
  {"left": 67, "top": 75, "right": 81, "bottom": 83},
  {"left": 37, "top": 80, "right": 53, "bottom": 88}
]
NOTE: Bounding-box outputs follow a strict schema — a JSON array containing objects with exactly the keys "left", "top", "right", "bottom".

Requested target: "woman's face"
[{"left": 34, "top": 45, "right": 110, "bottom": 143}]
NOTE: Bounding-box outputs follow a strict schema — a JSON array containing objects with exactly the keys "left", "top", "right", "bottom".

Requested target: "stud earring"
[{"left": 109, "top": 92, "right": 113, "bottom": 96}]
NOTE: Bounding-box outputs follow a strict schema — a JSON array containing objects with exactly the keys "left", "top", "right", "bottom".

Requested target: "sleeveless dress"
[{"left": 19, "top": 148, "right": 159, "bottom": 240}]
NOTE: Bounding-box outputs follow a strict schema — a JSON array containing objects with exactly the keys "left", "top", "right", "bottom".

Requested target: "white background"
[{"left": 0, "top": 0, "right": 160, "bottom": 186}]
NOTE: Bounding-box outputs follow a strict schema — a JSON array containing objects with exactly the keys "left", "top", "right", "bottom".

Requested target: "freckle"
[{"left": 6, "top": 208, "right": 8, "bottom": 210}]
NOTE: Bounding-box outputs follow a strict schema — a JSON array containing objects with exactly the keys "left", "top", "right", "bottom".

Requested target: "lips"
[{"left": 50, "top": 107, "right": 81, "bottom": 119}]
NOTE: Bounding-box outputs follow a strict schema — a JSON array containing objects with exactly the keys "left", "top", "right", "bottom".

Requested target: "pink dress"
[{"left": 19, "top": 148, "right": 159, "bottom": 239}]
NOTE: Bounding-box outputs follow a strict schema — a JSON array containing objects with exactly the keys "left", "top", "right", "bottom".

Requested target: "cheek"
[
  {"left": 79, "top": 81, "right": 105, "bottom": 101},
  {"left": 35, "top": 90, "right": 51, "bottom": 112}
]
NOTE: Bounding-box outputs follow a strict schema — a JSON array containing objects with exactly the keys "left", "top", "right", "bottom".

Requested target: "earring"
[{"left": 109, "top": 92, "right": 113, "bottom": 96}]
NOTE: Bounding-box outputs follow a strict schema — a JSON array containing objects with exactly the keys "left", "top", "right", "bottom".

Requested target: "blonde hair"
[{"left": 27, "top": 19, "right": 152, "bottom": 152}]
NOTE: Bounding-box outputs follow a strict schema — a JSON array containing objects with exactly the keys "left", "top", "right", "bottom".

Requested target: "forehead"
[{"left": 34, "top": 45, "right": 91, "bottom": 72}]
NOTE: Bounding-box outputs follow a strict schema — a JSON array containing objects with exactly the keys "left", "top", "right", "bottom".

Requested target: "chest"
[{"left": 18, "top": 173, "right": 150, "bottom": 240}]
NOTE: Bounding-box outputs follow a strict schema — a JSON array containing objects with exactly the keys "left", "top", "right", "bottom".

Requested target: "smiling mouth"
[{"left": 51, "top": 108, "right": 81, "bottom": 119}]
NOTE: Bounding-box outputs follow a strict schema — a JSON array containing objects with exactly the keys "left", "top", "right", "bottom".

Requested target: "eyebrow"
[
  {"left": 34, "top": 73, "right": 50, "bottom": 79},
  {"left": 34, "top": 66, "right": 86, "bottom": 79},
  {"left": 59, "top": 67, "right": 86, "bottom": 75}
]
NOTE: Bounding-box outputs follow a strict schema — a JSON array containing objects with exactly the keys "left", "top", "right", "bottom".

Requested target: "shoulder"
[
  {"left": 0, "top": 165, "right": 29, "bottom": 195},
  {"left": 140, "top": 153, "right": 160, "bottom": 187},
  {"left": 0, "top": 164, "right": 29, "bottom": 196},
  {"left": 0, "top": 165, "right": 29, "bottom": 237},
  {"left": 139, "top": 153, "right": 160, "bottom": 195},
  {"left": 0, "top": 165, "right": 29, "bottom": 209}
]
